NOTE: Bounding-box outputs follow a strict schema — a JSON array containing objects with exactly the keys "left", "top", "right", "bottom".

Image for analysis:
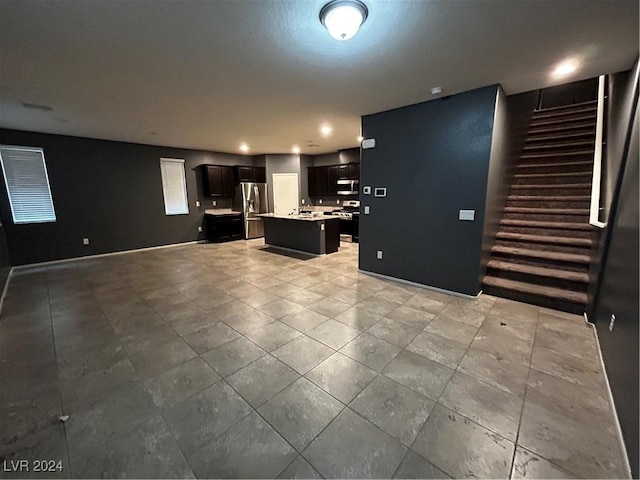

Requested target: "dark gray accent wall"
[
  {"left": 299, "top": 155, "right": 312, "bottom": 207},
  {"left": 540, "top": 77, "right": 598, "bottom": 109},
  {"left": 592, "top": 105, "right": 639, "bottom": 479},
  {"left": 0, "top": 223, "right": 11, "bottom": 303},
  {"left": 481, "top": 87, "right": 538, "bottom": 281},
  {"left": 359, "top": 85, "right": 499, "bottom": 296},
  {"left": 265, "top": 154, "right": 301, "bottom": 213},
  {"left": 588, "top": 60, "right": 640, "bottom": 311},
  {"left": 0, "top": 129, "right": 252, "bottom": 265}
]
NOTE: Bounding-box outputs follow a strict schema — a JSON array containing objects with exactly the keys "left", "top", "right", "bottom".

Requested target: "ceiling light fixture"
[
  {"left": 292, "top": 146, "right": 301, "bottom": 154},
  {"left": 239, "top": 143, "right": 250, "bottom": 153},
  {"left": 320, "top": 125, "right": 333, "bottom": 137},
  {"left": 357, "top": 136, "right": 364, "bottom": 143},
  {"left": 319, "top": 0, "right": 368, "bottom": 41},
  {"left": 553, "top": 61, "right": 578, "bottom": 78}
]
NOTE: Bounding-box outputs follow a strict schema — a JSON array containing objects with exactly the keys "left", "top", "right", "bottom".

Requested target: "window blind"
[
  {"left": 0, "top": 146, "right": 57, "bottom": 224},
  {"left": 160, "top": 158, "right": 189, "bottom": 215}
]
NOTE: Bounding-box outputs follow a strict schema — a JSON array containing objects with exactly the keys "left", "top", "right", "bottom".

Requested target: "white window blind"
[
  {"left": 160, "top": 158, "right": 189, "bottom": 215},
  {"left": 0, "top": 146, "right": 57, "bottom": 224}
]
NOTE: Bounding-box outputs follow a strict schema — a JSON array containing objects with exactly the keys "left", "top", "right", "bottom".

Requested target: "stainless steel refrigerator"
[{"left": 233, "top": 183, "right": 269, "bottom": 239}]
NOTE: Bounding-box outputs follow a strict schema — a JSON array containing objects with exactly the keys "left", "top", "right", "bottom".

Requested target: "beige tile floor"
[{"left": 0, "top": 239, "right": 628, "bottom": 478}]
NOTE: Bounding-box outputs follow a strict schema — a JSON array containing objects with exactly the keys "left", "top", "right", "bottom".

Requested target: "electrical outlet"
[
  {"left": 337, "top": 199, "right": 340, "bottom": 204},
  {"left": 364, "top": 206, "right": 370, "bottom": 214},
  {"left": 82, "top": 238, "right": 90, "bottom": 246},
  {"left": 196, "top": 200, "right": 201, "bottom": 207},
  {"left": 212, "top": 200, "right": 217, "bottom": 207},
  {"left": 301, "top": 199, "right": 305, "bottom": 205},
  {"left": 376, "top": 250, "right": 383, "bottom": 260},
  {"left": 319, "top": 199, "right": 323, "bottom": 204},
  {"left": 198, "top": 226, "right": 203, "bottom": 232},
  {"left": 609, "top": 314, "right": 616, "bottom": 332}
]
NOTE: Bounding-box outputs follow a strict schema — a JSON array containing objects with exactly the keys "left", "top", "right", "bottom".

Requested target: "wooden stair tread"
[
  {"left": 517, "top": 161, "right": 593, "bottom": 169},
  {"left": 491, "top": 245, "right": 590, "bottom": 264},
  {"left": 530, "top": 114, "right": 597, "bottom": 127},
  {"left": 528, "top": 123, "right": 596, "bottom": 135},
  {"left": 508, "top": 195, "right": 591, "bottom": 201},
  {"left": 520, "top": 150, "right": 594, "bottom": 159},
  {"left": 483, "top": 276, "right": 588, "bottom": 305},
  {"left": 514, "top": 172, "right": 591, "bottom": 179},
  {"left": 486, "top": 260, "right": 590, "bottom": 283},
  {"left": 496, "top": 232, "right": 592, "bottom": 246},
  {"left": 500, "top": 219, "right": 592, "bottom": 230},
  {"left": 532, "top": 107, "right": 597, "bottom": 121},
  {"left": 511, "top": 183, "right": 591, "bottom": 189},
  {"left": 534, "top": 100, "right": 597, "bottom": 113},
  {"left": 504, "top": 207, "right": 589, "bottom": 215},
  {"left": 526, "top": 131, "right": 595, "bottom": 143},
  {"left": 523, "top": 141, "right": 594, "bottom": 150}
]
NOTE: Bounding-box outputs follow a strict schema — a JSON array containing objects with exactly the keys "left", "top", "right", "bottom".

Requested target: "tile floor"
[{"left": 0, "top": 239, "right": 628, "bottom": 479}]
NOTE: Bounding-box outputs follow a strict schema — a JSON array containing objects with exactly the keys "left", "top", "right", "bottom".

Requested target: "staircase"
[{"left": 483, "top": 100, "right": 597, "bottom": 314}]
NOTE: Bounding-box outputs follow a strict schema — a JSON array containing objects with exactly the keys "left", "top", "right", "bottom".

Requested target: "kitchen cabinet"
[
  {"left": 203, "top": 165, "right": 235, "bottom": 197},
  {"left": 235, "top": 166, "right": 266, "bottom": 183},
  {"left": 308, "top": 162, "right": 359, "bottom": 197},
  {"left": 206, "top": 213, "right": 243, "bottom": 242},
  {"left": 308, "top": 166, "right": 328, "bottom": 196},
  {"left": 349, "top": 162, "right": 360, "bottom": 179},
  {"left": 328, "top": 166, "right": 339, "bottom": 195}
]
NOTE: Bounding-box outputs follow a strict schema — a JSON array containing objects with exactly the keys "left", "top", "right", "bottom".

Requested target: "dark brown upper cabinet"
[
  {"left": 235, "top": 166, "right": 266, "bottom": 183},
  {"left": 203, "top": 165, "right": 235, "bottom": 197},
  {"left": 308, "top": 162, "right": 359, "bottom": 197},
  {"left": 328, "top": 166, "right": 339, "bottom": 195}
]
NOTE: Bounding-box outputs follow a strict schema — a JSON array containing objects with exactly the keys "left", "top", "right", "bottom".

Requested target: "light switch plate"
[
  {"left": 321, "top": 224, "right": 325, "bottom": 231},
  {"left": 376, "top": 250, "right": 383, "bottom": 259},
  {"left": 459, "top": 209, "right": 475, "bottom": 221},
  {"left": 363, "top": 186, "right": 371, "bottom": 195},
  {"left": 362, "top": 138, "right": 376, "bottom": 149},
  {"left": 364, "top": 206, "right": 370, "bottom": 214},
  {"left": 212, "top": 200, "right": 217, "bottom": 207},
  {"left": 196, "top": 200, "right": 201, "bottom": 207}
]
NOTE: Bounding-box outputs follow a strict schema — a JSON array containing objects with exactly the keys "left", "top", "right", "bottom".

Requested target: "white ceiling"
[{"left": 1, "top": 0, "right": 638, "bottom": 155}]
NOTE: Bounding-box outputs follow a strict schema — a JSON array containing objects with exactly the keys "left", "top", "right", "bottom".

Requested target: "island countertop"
[{"left": 257, "top": 213, "right": 342, "bottom": 221}]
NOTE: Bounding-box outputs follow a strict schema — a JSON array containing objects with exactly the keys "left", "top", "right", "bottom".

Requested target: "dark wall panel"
[
  {"left": 593, "top": 106, "right": 639, "bottom": 478},
  {"left": 359, "top": 85, "right": 498, "bottom": 296},
  {"left": 540, "top": 77, "right": 598, "bottom": 109},
  {"left": 0, "top": 129, "right": 251, "bottom": 265},
  {"left": 481, "top": 87, "right": 538, "bottom": 281}
]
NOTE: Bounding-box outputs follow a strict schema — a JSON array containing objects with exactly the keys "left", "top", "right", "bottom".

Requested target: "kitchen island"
[{"left": 258, "top": 214, "right": 340, "bottom": 255}]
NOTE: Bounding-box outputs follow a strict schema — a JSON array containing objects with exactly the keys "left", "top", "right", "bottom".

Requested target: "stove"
[{"left": 326, "top": 200, "right": 360, "bottom": 242}]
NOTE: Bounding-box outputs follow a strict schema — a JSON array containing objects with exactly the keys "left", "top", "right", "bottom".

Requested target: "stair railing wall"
[{"left": 589, "top": 75, "right": 607, "bottom": 228}]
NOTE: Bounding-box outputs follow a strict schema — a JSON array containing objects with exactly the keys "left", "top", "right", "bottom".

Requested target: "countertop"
[
  {"left": 257, "top": 213, "right": 341, "bottom": 222},
  {"left": 204, "top": 209, "right": 242, "bottom": 216}
]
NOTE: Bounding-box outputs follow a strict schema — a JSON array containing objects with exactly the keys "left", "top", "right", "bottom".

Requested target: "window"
[
  {"left": 0, "top": 145, "right": 57, "bottom": 224},
  {"left": 160, "top": 158, "right": 189, "bottom": 215}
]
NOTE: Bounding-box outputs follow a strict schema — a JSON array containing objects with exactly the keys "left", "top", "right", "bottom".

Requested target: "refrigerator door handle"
[{"left": 254, "top": 185, "right": 260, "bottom": 214}]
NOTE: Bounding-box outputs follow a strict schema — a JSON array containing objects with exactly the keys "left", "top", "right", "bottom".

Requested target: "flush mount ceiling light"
[
  {"left": 239, "top": 143, "right": 250, "bottom": 153},
  {"left": 553, "top": 60, "right": 578, "bottom": 78},
  {"left": 320, "top": 125, "right": 333, "bottom": 136},
  {"left": 320, "top": 0, "right": 368, "bottom": 41},
  {"left": 292, "top": 146, "right": 301, "bottom": 154}
]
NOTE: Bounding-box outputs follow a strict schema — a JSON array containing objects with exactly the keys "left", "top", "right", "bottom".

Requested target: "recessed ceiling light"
[
  {"left": 320, "top": 125, "right": 333, "bottom": 137},
  {"left": 292, "top": 146, "right": 301, "bottom": 154},
  {"left": 239, "top": 143, "right": 250, "bottom": 153},
  {"left": 431, "top": 87, "right": 443, "bottom": 95},
  {"left": 357, "top": 136, "right": 364, "bottom": 142},
  {"left": 553, "top": 61, "right": 578, "bottom": 78},
  {"left": 319, "top": 0, "right": 368, "bottom": 41}
]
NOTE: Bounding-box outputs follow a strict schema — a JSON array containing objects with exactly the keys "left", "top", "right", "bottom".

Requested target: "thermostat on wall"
[
  {"left": 374, "top": 187, "right": 387, "bottom": 197},
  {"left": 362, "top": 186, "right": 371, "bottom": 195}
]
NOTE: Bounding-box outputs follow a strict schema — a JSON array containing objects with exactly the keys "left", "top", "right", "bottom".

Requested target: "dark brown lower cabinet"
[{"left": 206, "top": 214, "right": 243, "bottom": 242}]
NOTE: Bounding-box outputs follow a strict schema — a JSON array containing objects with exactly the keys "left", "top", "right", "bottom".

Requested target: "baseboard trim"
[
  {"left": 357, "top": 269, "right": 479, "bottom": 300},
  {"left": 0, "top": 266, "right": 14, "bottom": 318},
  {"left": 589, "top": 320, "right": 633, "bottom": 479},
  {"left": 13, "top": 240, "right": 205, "bottom": 270}
]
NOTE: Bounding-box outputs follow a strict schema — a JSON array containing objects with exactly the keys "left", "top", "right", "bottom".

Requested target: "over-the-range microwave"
[{"left": 337, "top": 179, "right": 359, "bottom": 195}]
